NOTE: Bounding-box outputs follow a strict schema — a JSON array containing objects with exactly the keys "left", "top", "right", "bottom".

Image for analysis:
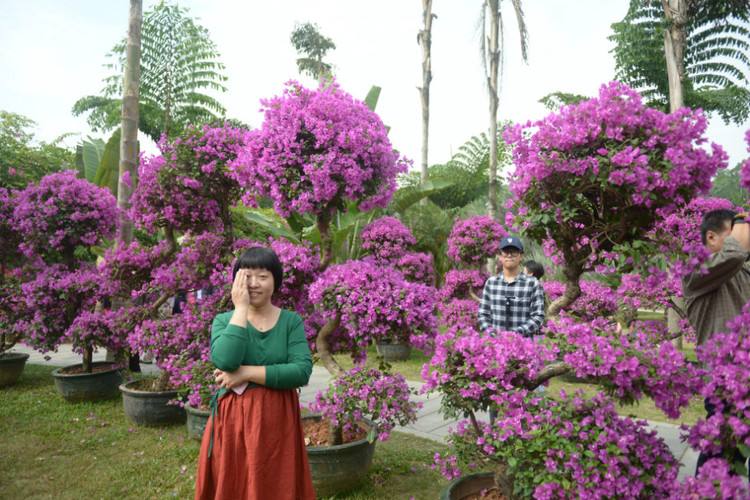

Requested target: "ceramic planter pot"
[
  {"left": 302, "top": 414, "right": 377, "bottom": 497},
  {"left": 440, "top": 472, "right": 497, "bottom": 500},
  {"left": 185, "top": 403, "right": 210, "bottom": 441},
  {"left": 375, "top": 342, "right": 412, "bottom": 362},
  {"left": 119, "top": 378, "right": 186, "bottom": 427},
  {"left": 0, "top": 352, "right": 30, "bottom": 388},
  {"left": 51, "top": 361, "right": 124, "bottom": 402}
]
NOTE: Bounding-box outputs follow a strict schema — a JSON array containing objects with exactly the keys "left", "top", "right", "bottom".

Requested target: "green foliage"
[
  {"left": 610, "top": 0, "right": 750, "bottom": 124},
  {"left": 709, "top": 161, "right": 750, "bottom": 206},
  {"left": 399, "top": 200, "right": 454, "bottom": 285},
  {"left": 420, "top": 124, "right": 512, "bottom": 210},
  {"left": 538, "top": 91, "right": 590, "bottom": 111},
  {"left": 74, "top": 130, "right": 122, "bottom": 198},
  {"left": 72, "top": 1, "right": 228, "bottom": 141},
  {"left": 0, "top": 111, "right": 73, "bottom": 190},
  {"left": 290, "top": 22, "right": 336, "bottom": 79}
]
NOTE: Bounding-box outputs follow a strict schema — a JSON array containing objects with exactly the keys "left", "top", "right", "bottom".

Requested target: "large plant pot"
[
  {"left": 375, "top": 342, "right": 412, "bottom": 362},
  {"left": 303, "top": 414, "right": 377, "bottom": 497},
  {"left": 185, "top": 403, "right": 210, "bottom": 441},
  {"left": 51, "top": 361, "right": 123, "bottom": 402},
  {"left": 0, "top": 352, "right": 30, "bottom": 388},
  {"left": 119, "top": 378, "right": 186, "bottom": 427},
  {"left": 440, "top": 472, "right": 497, "bottom": 500}
]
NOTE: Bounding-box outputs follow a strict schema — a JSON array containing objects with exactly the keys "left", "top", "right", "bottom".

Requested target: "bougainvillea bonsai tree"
[
  {"left": 503, "top": 81, "right": 727, "bottom": 316},
  {"left": 422, "top": 318, "right": 702, "bottom": 499},
  {"left": 359, "top": 216, "right": 435, "bottom": 285},
  {"left": 231, "top": 79, "right": 434, "bottom": 445},
  {"left": 0, "top": 188, "right": 26, "bottom": 356},
  {"left": 5, "top": 171, "right": 121, "bottom": 372},
  {"left": 99, "top": 122, "right": 251, "bottom": 396}
]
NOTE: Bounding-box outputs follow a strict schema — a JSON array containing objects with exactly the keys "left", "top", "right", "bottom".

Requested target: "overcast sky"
[{"left": 1, "top": 0, "right": 747, "bottom": 176}]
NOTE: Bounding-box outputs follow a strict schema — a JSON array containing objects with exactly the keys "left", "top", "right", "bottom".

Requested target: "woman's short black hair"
[
  {"left": 524, "top": 260, "right": 545, "bottom": 280},
  {"left": 232, "top": 247, "right": 283, "bottom": 293}
]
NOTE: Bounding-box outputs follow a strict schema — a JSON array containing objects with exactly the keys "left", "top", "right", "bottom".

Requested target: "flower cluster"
[
  {"left": 15, "top": 263, "right": 108, "bottom": 354},
  {"left": 421, "top": 325, "right": 557, "bottom": 416},
  {"left": 741, "top": 129, "right": 750, "bottom": 191},
  {"left": 439, "top": 270, "right": 488, "bottom": 302},
  {"left": 0, "top": 188, "right": 24, "bottom": 271},
  {"left": 504, "top": 81, "right": 726, "bottom": 283},
  {"left": 130, "top": 122, "right": 247, "bottom": 234},
  {"left": 542, "top": 280, "right": 618, "bottom": 322},
  {"left": 230, "top": 80, "right": 409, "bottom": 218},
  {"left": 360, "top": 216, "right": 416, "bottom": 264},
  {"left": 668, "top": 458, "right": 750, "bottom": 499},
  {"left": 446, "top": 214, "right": 507, "bottom": 266},
  {"left": 617, "top": 273, "right": 677, "bottom": 315},
  {"left": 552, "top": 317, "right": 697, "bottom": 419},
  {"left": 686, "top": 303, "right": 750, "bottom": 461},
  {"left": 438, "top": 299, "right": 479, "bottom": 330},
  {"left": 12, "top": 170, "right": 118, "bottom": 262},
  {"left": 395, "top": 251, "right": 434, "bottom": 285},
  {"left": 308, "top": 259, "right": 438, "bottom": 361},
  {"left": 308, "top": 365, "right": 421, "bottom": 442}
]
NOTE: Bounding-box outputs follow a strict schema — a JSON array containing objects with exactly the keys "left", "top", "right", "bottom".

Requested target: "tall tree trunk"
[
  {"left": 112, "top": 0, "right": 142, "bottom": 369},
  {"left": 661, "top": 0, "right": 687, "bottom": 112},
  {"left": 119, "top": 0, "right": 142, "bottom": 244},
  {"left": 418, "top": 0, "right": 434, "bottom": 205},
  {"left": 486, "top": 0, "right": 500, "bottom": 221}
]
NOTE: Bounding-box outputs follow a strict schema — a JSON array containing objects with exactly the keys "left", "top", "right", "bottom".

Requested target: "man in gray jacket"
[{"left": 682, "top": 209, "right": 750, "bottom": 475}]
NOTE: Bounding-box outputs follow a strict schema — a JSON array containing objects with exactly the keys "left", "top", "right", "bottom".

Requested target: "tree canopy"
[
  {"left": 290, "top": 22, "right": 336, "bottom": 79},
  {"left": 72, "top": 1, "right": 228, "bottom": 142},
  {"left": 0, "top": 111, "right": 73, "bottom": 190},
  {"left": 610, "top": 0, "right": 750, "bottom": 124}
]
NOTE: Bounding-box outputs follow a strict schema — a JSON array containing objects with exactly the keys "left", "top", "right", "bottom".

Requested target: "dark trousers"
[{"left": 696, "top": 398, "right": 748, "bottom": 477}]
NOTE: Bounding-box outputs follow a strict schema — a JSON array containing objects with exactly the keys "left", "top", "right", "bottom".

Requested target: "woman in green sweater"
[{"left": 195, "top": 247, "right": 316, "bottom": 500}]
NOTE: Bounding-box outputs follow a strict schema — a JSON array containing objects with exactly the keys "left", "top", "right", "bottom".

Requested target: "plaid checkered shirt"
[{"left": 478, "top": 272, "right": 545, "bottom": 337}]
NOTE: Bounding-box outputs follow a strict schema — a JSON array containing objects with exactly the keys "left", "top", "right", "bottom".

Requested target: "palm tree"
[
  {"left": 73, "top": 1, "right": 228, "bottom": 142},
  {"left": 480, "top": 0, "right": 528, "bottom": 221},
  {"left": 119, "top": 0, "right": 142, "bottom": 246},
  {"left": 610, "top": 0, "right": 750, "bottom": 123},
  {"left": 417, "top": 0, "right": 436, "bottom": 199},
  {"left": 290, "top": 22, "right": 336, "bottom": 80}
]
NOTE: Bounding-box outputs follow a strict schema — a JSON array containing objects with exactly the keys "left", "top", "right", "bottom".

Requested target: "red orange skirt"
[{"left": 194, "top": 387, "right": 316, "bottom": 500}]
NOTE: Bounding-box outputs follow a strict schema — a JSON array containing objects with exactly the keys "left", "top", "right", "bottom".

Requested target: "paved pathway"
[{"left": 11, "top": 344, "right": 698, "bottom": 481}]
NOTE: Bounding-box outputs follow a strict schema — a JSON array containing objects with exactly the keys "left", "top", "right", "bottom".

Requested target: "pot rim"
[
  {"left": 51, "top": 361, "right": 122, "bottom": 378},
  {"left": 119, "top": 377, "right": 180, "bottom": 395},
  {"left": 0, "top": 352, "right": 30, "bottom": 361},
  {"left": 302, "top": 413, "right": 378, "bottom": 451}
]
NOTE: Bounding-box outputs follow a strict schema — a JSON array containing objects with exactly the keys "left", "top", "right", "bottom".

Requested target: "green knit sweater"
[{"left": 210, "top": 308, "right": 313, "bottom": 393}]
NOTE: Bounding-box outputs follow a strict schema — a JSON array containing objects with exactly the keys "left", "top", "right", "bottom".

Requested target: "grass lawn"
[{"left": 0, "top": 364, "right": 449, "bottom": 500}]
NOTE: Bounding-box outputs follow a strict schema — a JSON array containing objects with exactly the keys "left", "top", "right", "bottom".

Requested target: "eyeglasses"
[{"left": 500, "top": 249, "right": 521, "bottom": 257}]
